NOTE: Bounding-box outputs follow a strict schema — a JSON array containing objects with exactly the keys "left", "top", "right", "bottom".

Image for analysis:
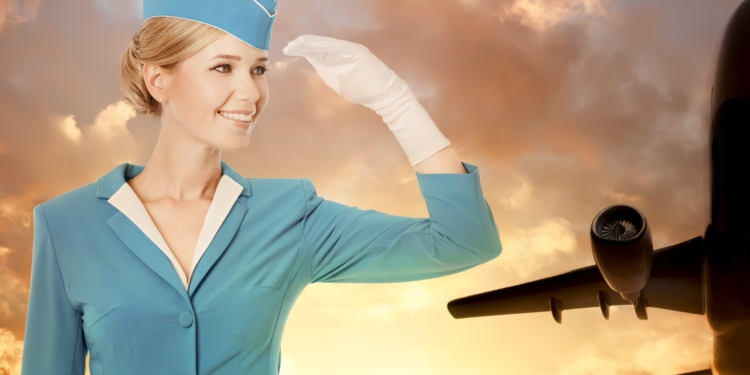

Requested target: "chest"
[{"left": 142, "top": 199, "right": 213, "bottom": 276}]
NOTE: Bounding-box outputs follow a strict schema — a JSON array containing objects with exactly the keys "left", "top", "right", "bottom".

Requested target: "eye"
[
  {"left": 211, "top": 63, "right": 231, "bottom": 73},
  {"left": 254, "top": 66, "right": 269, "bottom": 75}
]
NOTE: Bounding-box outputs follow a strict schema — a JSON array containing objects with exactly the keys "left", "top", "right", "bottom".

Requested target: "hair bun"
[{"left": 116, "top": 17, "right": 225, "bottom": 118}]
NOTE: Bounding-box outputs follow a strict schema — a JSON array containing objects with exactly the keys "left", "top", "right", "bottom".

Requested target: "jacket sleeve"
[
  {"left": 301, "top": 161, "right": 502, "bottom": 283},
  {"left": 21, "top": 204, "right": 87, "bottom": 375}
]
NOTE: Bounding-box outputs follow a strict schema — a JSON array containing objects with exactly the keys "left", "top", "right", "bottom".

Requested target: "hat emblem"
[{"left": 253, "top": 0, "right": 277, "bottom": 18}]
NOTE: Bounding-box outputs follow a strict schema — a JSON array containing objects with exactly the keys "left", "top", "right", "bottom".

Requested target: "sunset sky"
[{"left": 0, "top": 0, "right": 745, "bottom": 374}]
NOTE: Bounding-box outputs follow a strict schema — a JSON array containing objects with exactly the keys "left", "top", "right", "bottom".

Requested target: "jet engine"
[{"left": 590, "top": 205, "right": 653, "bottom": 303}]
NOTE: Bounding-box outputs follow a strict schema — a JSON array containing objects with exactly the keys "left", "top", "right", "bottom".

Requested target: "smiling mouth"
[{"left": 218, "top": 111, "right": 253, "bottom": 122}]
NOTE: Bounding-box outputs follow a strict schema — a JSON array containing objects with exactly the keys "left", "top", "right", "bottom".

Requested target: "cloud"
[
  {"left": 51, "top": 100, "right": 136, "bottom": 144},
  {"left": 92, "top": 0, "right": 140, "bottom": 20},
  {"left": 310, "top": 282, "right": 435, "bottom": 324},
  {"left": 0, "top": 197, "right": 32, "bottom": 229},
  {"left": 280, "top": 355, "right": 297, "bottom": 375},
  {"left": 0, "top": 328, "right": 23, "bottom": 375},
  {"left": 498, "top": 176, "right": 533, "bottom": 209},
  {"left": 600, "top": 187, "right": 644, "bottom": 206},
  {"left": 87, "top": 101, "right": 137, "bottom": 142},
  {"left": 55, "top": 114, "right": 81, "bottom": 143},
  {"left": 0, "top": 244, "right": 29, "bottom": 338},
  {"left": 0, "top": 0, "right": 40, "bottom": 33},
  {"left": 496, "top": 217, "right": 579, "bottom": 277},
  {"left": 1, "top": 0, "right": 745, "bottom": 373},
  {"left": 500, "top": 0, "right": 613, "bottom": 33},
  {"left": 272, "top": 57, "right": 296, "bottom": 71},
  {"left": 556, "top": 311, "right": 712, "bottom": 375}
]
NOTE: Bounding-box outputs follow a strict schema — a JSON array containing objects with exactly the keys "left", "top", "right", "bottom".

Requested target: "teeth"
[{"left": 219, "top": 111, "right": 253, "bottom": 122}]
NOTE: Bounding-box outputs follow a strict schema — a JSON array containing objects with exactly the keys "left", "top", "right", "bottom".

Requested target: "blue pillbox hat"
[{"left": 143, "top": 0, "right": 277, "bottom": 51}]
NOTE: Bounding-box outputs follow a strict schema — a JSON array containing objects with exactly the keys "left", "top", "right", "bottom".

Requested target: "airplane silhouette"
[{"left": 446, "top": 1, "right": 750, "bottom": 375}]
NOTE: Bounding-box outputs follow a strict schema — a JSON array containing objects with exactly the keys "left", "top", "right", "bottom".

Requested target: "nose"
[{"left": 235, "top": 72, "right": 261, "bottom": 103}]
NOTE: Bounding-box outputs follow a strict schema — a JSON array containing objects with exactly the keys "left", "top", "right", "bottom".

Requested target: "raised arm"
[{"left": 301, "top": 161, "right": 502, "bottom": 284}]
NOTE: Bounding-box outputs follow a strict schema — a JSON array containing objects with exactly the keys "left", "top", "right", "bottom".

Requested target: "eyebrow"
[{"left": 210, "top": 54, "right": 268, "bottom": 62}]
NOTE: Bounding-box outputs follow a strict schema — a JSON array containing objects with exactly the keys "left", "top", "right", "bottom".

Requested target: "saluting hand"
[
  {"left": 282, "top": 34, "right": 407, "bottom": 111},
  {"left": 282, "top": 34, "right": 451, "bottom": 167}
]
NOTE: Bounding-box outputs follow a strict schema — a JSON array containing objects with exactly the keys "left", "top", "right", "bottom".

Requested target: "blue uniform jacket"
[{"left": 21, "top": 160, "right": 502, "bottom": 375}]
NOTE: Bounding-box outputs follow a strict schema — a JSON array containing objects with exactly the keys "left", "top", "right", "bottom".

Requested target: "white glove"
[{"left": 282, "top": 34, "right": 451, "bottom": 166}]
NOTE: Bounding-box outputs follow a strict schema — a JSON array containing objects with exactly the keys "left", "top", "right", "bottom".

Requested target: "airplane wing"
[
  {"left": 447, "top": 236, "right": 705, "bottom": 322},
  {"left": 677, "top": 370, "right": 712, "bottom": 375}
]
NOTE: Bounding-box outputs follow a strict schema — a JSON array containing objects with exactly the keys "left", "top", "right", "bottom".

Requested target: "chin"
[{"left": 213, "top": 135, "right": 252, "bottom": 152}]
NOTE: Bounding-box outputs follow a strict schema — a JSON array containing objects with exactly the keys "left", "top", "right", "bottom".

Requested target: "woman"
[{"left": 21, "top": 1, "right": 502, "bottom": 374}]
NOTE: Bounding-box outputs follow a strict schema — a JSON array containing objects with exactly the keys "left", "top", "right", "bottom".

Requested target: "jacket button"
[{"left": 179, "top": 311, "right": 193, "bottom": 328}]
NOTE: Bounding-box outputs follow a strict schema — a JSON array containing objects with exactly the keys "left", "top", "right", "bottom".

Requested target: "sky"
[{"left": 0, "top": 0, "right": 745, "bottom": 374}]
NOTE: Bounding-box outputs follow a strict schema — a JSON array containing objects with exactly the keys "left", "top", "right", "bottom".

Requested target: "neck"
[{"left": 129, "top": 120, "right": 224, "bottom": 203}]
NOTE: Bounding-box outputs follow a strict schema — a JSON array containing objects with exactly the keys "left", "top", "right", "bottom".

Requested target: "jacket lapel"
[
  {"left": 186, "top": 161, "right": 253, "bottom": 296},
  {"left": 107, "top": 211, "right": 191, "bottom": 304},
  {"left": 97, "top": 160, "right": 253, "bottom": 301},
  {"left": 188, "top": 201, "right": 248, "bottom": 297}
]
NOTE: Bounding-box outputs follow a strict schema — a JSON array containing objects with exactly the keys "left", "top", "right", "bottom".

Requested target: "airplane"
[{"left": 445, "top": 1, "right": 750, "bottom": 375}]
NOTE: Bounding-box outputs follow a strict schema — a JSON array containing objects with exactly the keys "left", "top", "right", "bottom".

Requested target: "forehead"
[{"left": 196, "top": 33, "right": 269, "bottom": 61}]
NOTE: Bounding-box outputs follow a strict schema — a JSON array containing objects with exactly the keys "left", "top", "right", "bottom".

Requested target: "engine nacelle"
[{"left": 590, "top": 205, "right": 653, "bottom": 303}]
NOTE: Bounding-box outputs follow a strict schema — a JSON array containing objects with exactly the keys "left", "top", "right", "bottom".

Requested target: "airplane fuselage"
[{"left": 699, "top": 1, "right": 750, "bottom": 373}]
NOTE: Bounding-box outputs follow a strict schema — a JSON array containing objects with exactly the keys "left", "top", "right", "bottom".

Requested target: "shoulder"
[
  {"left": 247, "top": 176, "right": 305, "bottom": 196},
  {"left": 36, "top": 180, "right": 119, "bottom": 234},
  {"left": 38, "top": 182, "right": 99, "bottom": 216},
  {"left": 245, "top": 177, "right": 320, "bottom": 217}
]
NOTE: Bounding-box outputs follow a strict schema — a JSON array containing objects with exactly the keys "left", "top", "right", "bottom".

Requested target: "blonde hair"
[{"left": 117, "top": 17, "right": 227, "bottom": 118}]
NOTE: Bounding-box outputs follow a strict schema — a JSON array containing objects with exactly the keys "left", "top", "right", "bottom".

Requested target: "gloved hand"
[{"left": 283, "top": 34, "right": 451, "bottom": 167}]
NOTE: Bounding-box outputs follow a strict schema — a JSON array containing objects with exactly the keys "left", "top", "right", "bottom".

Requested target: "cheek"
[{"left": 173, "top": 75, "right": 225, "bottom": 120}]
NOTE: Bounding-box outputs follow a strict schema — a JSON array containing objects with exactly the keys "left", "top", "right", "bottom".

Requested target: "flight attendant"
[{"left": 20, "top": 0, "right": 503, "bottom": 374}]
